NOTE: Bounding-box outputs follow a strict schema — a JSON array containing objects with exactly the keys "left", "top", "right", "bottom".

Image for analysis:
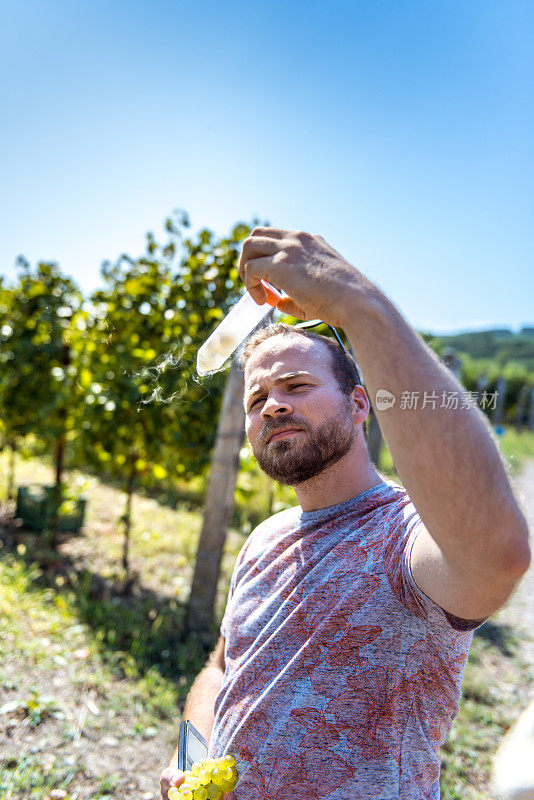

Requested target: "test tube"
[{"left": 196, "top": 283, "right": 282, "bottom": 376}]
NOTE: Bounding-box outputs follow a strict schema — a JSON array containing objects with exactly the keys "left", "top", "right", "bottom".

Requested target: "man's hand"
[
  {"left": 160, "top": 766, "right": 234, "bottom": 800},
  {"left": 160, "top": 766, "right": 184, "bottom": 799},
  {"left": 238, "top": 227, "right": 377, "bottom": 328}
]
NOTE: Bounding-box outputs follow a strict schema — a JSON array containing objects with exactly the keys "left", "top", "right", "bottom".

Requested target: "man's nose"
[{"left": 260, "top": 393, "right": 293, "bottom": 419}]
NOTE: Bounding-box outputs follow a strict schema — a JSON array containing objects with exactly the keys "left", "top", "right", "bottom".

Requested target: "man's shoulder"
[
  {"left": 233, "top": 506, "right": 300, "bottom": 570},
  {"left": 348, "top": 478, "right": 413, "bottom": 523},
  {"left": 378, "top": 478, "right": 416, "bottom": 512},
  {"left": 251, "top": 505, "right": 301, "bottom": 537}
]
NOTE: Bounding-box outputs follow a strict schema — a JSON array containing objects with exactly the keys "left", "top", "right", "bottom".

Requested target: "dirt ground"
[
  {"left": 493, "top": 460, "right": 534, "bottom": 673},
  {"left": 0, "top": 596, "right": 177, "bottom": 800}
]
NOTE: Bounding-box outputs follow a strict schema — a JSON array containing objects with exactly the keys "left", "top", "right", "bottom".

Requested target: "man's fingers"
[
  {"left": 160, "top": 768, "right": 185, "bottom": 799},
  {"left": 275, "top": 296, "right": 308, "bottom": 320},
  {"left": 238, "top": 236, "right": 281, "bottom": 283},
  {"left": 250, "top": 226, "right": 286, "bottom": 239},
  {"left": 238, "top": 255, "right": 278, "bottom": 305}
]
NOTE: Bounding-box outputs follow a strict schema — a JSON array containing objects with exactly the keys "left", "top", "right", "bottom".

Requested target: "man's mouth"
[{"left": 268, "top": 428, "right": 304, "bottom": 442}]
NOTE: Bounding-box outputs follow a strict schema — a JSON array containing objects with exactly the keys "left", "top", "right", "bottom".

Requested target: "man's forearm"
[
  {"left": 343, "top": 288, "right": 529, "bottom": 572},
  {"left": 168, "top": 665, "right": 224, "bottom": 768}
]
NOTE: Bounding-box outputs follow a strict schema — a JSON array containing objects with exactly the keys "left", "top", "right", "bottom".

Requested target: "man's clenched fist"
[{"left": 238, "top": 227, "right": 375, "bottom": 329}]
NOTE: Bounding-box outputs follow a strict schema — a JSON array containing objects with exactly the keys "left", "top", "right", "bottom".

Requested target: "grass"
[
  {"left": 0, "top": 451, "right": 231, "bottom": 619},
  {"left": 0, "top": 553, "right": 193, "bottom": 799},
  {"left": 0, "top": 554, "right": 191, "bottom": 712},
  {"left": 440, "top": 621, "right": 534, "bottom": 799},
  {"left": 497, "top": 427, "right": 534, "bottom": 474},
  {"left": 0, "top": 753, "right": 117, "bottom": 800},
  {"left": 376, "top": 425, "right": 534, "bottom": 481},
  {"left": 0, "top": 449, "right": 225, "bottom": 798}
]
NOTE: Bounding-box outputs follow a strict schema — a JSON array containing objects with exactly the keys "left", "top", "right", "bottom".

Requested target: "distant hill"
[{"left": 429, "top": 329, "right": 534, "bottom": 372}]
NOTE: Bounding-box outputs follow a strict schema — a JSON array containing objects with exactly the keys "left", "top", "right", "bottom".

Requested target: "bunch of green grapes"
[{"left": 168, "top": 755, "right": 238, "bottom": 800}]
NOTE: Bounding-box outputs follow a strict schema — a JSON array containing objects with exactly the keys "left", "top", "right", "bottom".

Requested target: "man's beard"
[{"left": 251, "top": 402, "right": 355, "bottom": 486}]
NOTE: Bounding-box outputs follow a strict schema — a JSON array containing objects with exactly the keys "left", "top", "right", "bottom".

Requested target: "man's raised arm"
[
  {"left": 341, "top": 288, "right": 529, "bottom": 599},
  {"left": 238, "top": 228, "right": 530, "bottom": 620}
]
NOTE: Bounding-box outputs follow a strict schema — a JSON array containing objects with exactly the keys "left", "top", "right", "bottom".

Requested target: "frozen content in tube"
[{"left": 196, "top": 282, "right": 283, "bottom": 376}]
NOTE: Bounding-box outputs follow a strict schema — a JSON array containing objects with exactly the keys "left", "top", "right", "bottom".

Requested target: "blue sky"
[{"left": 1, "top": 0, "right": 532, "bottom": 333}]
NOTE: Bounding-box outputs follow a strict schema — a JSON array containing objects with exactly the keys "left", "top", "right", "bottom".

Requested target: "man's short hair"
[{"left": 240, "top": 322, "right": 364, "bottom": 396}]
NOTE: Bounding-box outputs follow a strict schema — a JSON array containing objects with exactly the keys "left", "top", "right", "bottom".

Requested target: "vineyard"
[{"left": 0, "top": 213, "right": 256, "bottom": 567}]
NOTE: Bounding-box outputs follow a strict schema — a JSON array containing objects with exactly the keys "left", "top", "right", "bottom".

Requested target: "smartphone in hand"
[{"left": 178, "top": 720, "right": 208, "bottom": 772}]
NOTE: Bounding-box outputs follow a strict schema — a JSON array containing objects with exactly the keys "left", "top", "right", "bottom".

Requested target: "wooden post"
[
  {"left": 476, "top": 375, "right": 488, "bottom": 395},
  {"left": 493, "top": 377, "right": 507, "bottom": 427},
  {"left": 186, "top": 357, "right": 245, "bottom": 633},
  {"left": 367, "top": 411, "right": 382, "bottom": 468},
  {"left": 515, "top": 385, "right": 528, "bottom": 431},
  {"left": 122, "top": 460, "right": 137, "bottom": 577},
  {"left": 441, "top": 348, "right": 462, "bottom": 381},
  {"left": 7, "top": 441, "right": 16, "bottom": 501}
]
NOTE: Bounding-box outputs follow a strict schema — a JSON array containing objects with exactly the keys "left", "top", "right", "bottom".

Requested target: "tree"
[
  {"left": 0, "top": 260, "right": 83, "bottom": 533},
  {"left": 76, "top": 210, "right": 258, "bottom": 579},
  {"left": 0, "top": 277, "right": 16, "bottom": 497}
]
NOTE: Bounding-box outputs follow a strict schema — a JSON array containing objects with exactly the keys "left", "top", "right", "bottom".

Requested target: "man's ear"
[{"left": 351, "top": 385, "right": 370, "bottom": 424}]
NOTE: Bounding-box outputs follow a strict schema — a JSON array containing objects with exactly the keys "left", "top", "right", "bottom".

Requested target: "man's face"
[{"left": 244, "top": 334, "right": 357, "bottom": 485}]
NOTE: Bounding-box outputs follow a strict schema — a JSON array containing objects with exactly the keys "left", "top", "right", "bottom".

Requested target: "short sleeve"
[
  {"left": 383, "top": 491, "right": 488, "bottom": 633},
  {"left": 404, "top": 519, "right": 488, "bottom": 632},
  {"left": 218, "top": 533, "right": 253, "bottom": 640},
  {"left": 220, "top": 584, "right": 233, "bottom": 640}
]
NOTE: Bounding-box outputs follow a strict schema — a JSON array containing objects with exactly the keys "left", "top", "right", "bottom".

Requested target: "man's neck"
[{"left": 293, "top": 445, "right": 383, "bottom": 513}]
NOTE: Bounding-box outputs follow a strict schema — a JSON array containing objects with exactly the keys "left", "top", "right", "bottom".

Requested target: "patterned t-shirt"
[{"left": 209, "top": 480, "right": 487, "bottom": 800}]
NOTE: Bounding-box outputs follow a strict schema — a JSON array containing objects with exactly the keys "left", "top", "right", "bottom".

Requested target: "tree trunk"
[
  {"left": 55, "top": 433, "right": 65, "bottom": 490},
  {"left": 367, "top": 411, "right": 383, "bottom": 468},
  {"left": 48, "top": 432, "right": 66, "bottom": 550},
  {"left": 49, "top": 342, "right": 70, "bottom": 549},
  {"left": 186, "top": 358, "right": 245, "bottom": 633},
  {"left": 7, "top": 441, "right": 16, "bottom": 501},
  {"left": 122, "top": 460, "right": 137, "bottom": 578},
  {"left": 55, "top": 343, "right": 70, "bottom": 489},
  {"left": 266, "top": 476, "right": 275, "bottom": 518}
]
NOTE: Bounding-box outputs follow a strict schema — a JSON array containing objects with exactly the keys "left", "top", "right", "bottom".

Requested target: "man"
[{"left": 161, "top": 228, "right": 530, "bottom": 800}]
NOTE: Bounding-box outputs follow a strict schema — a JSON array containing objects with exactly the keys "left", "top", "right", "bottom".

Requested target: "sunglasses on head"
[{"left": 293, "top": 319, "right": 348, "bottom": 355}]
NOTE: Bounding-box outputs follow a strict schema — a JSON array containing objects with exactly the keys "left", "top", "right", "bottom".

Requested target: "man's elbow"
[{"left": 500, "top": 512, "right": 531, "bottom": 578}]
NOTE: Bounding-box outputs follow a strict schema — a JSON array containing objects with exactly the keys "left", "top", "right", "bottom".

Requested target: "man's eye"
[{"left": 248, "top": 384, "right": 309, "bottom": 411}]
